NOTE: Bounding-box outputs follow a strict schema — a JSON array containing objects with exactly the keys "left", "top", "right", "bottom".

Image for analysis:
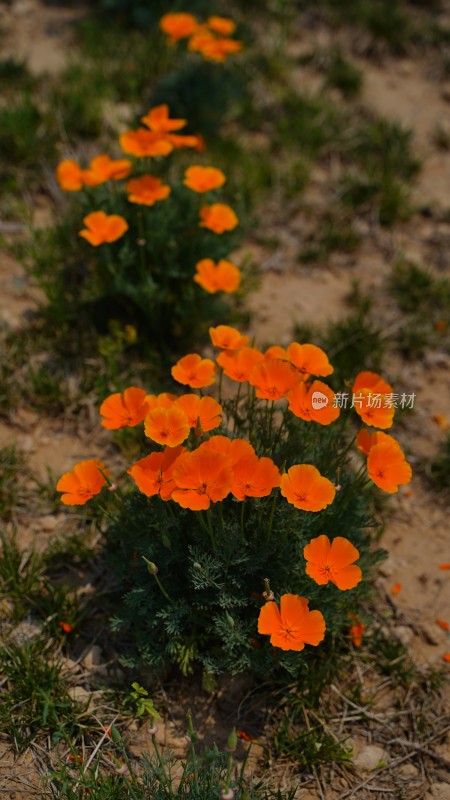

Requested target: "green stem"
[
  {"left": 154, "top": 573, "right": 173, "bottom": 604},
  {"left": 266, "top": 489, "right": 278, "bottom": 540},
  {"left": 240, "top": 499, "right": 245, "bottom": 539}
]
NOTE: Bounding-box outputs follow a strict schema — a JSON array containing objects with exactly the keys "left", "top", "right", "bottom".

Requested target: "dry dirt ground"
[{"left": 0, "top": 1, "right": 449, "bottom": 798}]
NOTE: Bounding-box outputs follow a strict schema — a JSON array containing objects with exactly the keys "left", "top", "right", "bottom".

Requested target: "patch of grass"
[
  {"left": 396, "top": 316, "right": 434, "bottom": 359},
  {"left": 0, "top": 533, "right": 80, "bottom": 629},
  {"left": 0, "top": 57, "right": 35, "bottom": 93},
  {"left": 298, "top": 212, "right": 361, "bottom": 263},
  {"left": 304, "top": 0, "right": 415, "bottom": 53},
  {"left": 339, "top": 118, "right": 420, "bottom": 224},
  {"left": 369, "top": 629, "right": 416, "bottom": 685},
  {"left": 323, "top": 47, "right": 363, "bottom": 97},
  {"left": 389, "top": 259, "right": 450, "bottom": 314},
  {"left": 429, "top": 432, "right": 450, "bottom": 492},
  {"left": 323, "top": 311, "right": 386, "bottom": 384},
  {"left": 0, "top": 638, "right": 87, "bottom": 751},
  {"left": 275, "top": 90, "right": 348, "bottom": 160},
  {"left": 0, "top": 532, "right": 44, "bottom": 623},
  {"left": 0, "top": 95, "right": 54, "bottom": 170},
  {"left": 0, "top": 447, "right": 30, "bottom": 523},
  {"left": 68, "top": 16, "right": 170, "bottom": 111},
  {"left": 351, "top": 118, "right": 420, "bottom": 183}
]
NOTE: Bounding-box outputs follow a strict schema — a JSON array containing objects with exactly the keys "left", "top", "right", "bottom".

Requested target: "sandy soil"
[{"left": 0, "top": 1, "right": 449, "bottom": 798}]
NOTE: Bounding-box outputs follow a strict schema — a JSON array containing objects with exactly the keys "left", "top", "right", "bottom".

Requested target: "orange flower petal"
[
  {"left": 171, "top": 353, "right": 217, "bottom": 388},
  {"left": 209, "top": 325, "right": 249, "bottom": 351},
  {"left": 194, "top": 258, "right": 241, "bottom": 294},
  {"left": 144, "top": 406, "right": 190, "bottom": 447},
  {"left": 280, "top": 465, "right": 335, "bottom": 512},
  {"left": 287, "top": 343, "right": 333, "bottom": 377},
  {"left": 100, "top": 387, "right": 148, "bottom": 429},
  {"left": 184, "top": 165, "right": 226, "bottom": 192},
  {"left": 126, "top": 175, "right": 171, "bottom": 206},
  {"left": 57, "top": 459, "right": 108, "bottom": 505},
  {"left": 199, "top": 203, "right": 238, "bottom": 234}
]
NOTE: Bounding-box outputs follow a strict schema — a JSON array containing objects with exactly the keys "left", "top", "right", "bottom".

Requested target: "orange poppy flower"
[
  {"left": 248, "top": 359, "right": 299, "bottom": 400},
  {"left": 258, "top": 594, "right": 326, "bottom": 651},
  {"left": 144, "top": 406, "right": 190, "bottom": 447},
  {"left": 59, "top": 621, "right": 74, "bottom": 633},
  {"left": 57, "top": 459, "right": 109, "bottom": 505},
  {"left": 287, "top": 343, "right": 333, "bottom": 377},
  {"left": 83, "top": 154, "right": 131, "bottom": 186},
  {"left": 231, "top": 454, "right": 280, "bottom": 501},
  {"left": 144, "top": 392, "right": 177, "bottom": 411},
  {"left": 206, "top": 15, "right": 236, "bottom": 35},
  {"left": 56, "top": 159, "right": 85, "bottom": 191},
  {"left": 367, "top": 437, "right": 412, "bottom": 493},
  {"left": 202, "top": 435, "right": 255, "bottom": 465},
  {"left": 199, "top": 204, "right": 238, "bottom": 234},
  {"left": 171, "top": 353, "right": 217, "bottom": 388},
  {"left": 174, "top": 394, "right": 222, "bottom": 432},
  {"left": 171, "top": 446, "right": 233, "bottom": 510},
  {"left": 141, "top": 104, "right": 187, "bottom": 133},
  {"left": 126, "top": 175, "right": 171, "bottom": 206},
  {"left": 287, "top": 380, "right": 340, "bottom": 425},
  {"left": 119, "top": 129, "right": 173, "bottom": 158},
  {"left": 79, "top": 211, "right": 128, "bottom": 246},
  {"left": 209, "top": 325, "right": 249, "bottom": 351},
  {"left": 353, "top": 389, "right": 395, "bottom": 429},
  {"left": 189, "top": 33, "right": 242, "bottom": 62},
  {"left": 264, "top": 345, "right": 288, "bottom": 361},
  {"left": 443, "top": 653, "right": 450, "bottom": 663},
  {"left": 128, "top": 445, "right": 185, "bottom": 500},
  {"left": 435, "top": 619, "right": 449, "bottom": 632},
  {"left": 100, "top": 387, "right": 149, "bottom": 430},
  {"left": 160, "top": 12, "right": 199, "bottom": 42},
  {"left": 357, "top": 429, "right": 402, "bottom": 456},
  {"left": 217, "top": 347, "right": 264, "bottom": 383},
  {"left": 194, "top": 258, "right": 241, "bottom": 294},
  {"left": 280, "top": 465, "right": 336, "bottom": 512},
  {"left": 184, "top": 166, "right": 226, "bottom": 193},
  {"left": 166, "top": 133, "right": 203, "bottom": 150},
  {"left": 304, "top": 535, "right": 362, "bottom": 590},
  {"left": 439, "top": 563, "right": 450, "bottom": 570},
  {"left": 353, "top": 371, "right": 393, "bottom": 396},
  {"left": 349, "top": 616, "right": 365, "bottom": 647},
  {"left": 391, "top": 582, "right": 402, "bottom": 596}
]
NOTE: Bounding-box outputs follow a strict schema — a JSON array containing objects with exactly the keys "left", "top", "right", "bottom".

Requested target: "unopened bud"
[
  {"left": 221, "top": 788, "right": 235, "bottom": 800},
  {"left": 113, "top": 759, "right": 128, "bottom": 775},
  {"left": 108, "top": 483, "right": 118, "bottom": 492},
  {"left": 142, "top": 557, "right": 158, "bottom": 575},
  {"left": 193, "top": 562, "right": 203, "bottom": 571},
  {"left": 262, "top": 590, "right": 274, "bottom": 602},
  {"left": 225, "top": 612, "right": 235, "bottom": 629},
  {"left": 111, "top": 725, "right": 121, "bottom": 743},
  {"left": 161, "top": 533, "right": 171, "bottom": 550},
  {"left": 226, "top": 727, "right": 238, "bottom": 752},
  {"left": 146, "top": 722, "right": 159, "bottom": 735}
]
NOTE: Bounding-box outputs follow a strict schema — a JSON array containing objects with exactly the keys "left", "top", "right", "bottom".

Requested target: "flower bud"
[
  {"left": 225, "top": 612, "right": 235, "bottom": 629},
  {"left": 221, "top": 788, "right": 235, "bottom": 800},
  {"left": 111, "top": 725, "right": 121, "bottom": 743},
  {"left": 146, "top": 722, "right": 159, "bottom": 735},
  {"left": 142, "top": 557, "right": 158, "bottom": 575},
  {"left": 226, "top": 727, "right": 238, "bottom": 752}
]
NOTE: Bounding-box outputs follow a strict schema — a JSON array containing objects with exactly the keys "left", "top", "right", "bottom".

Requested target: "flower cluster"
[
  {"left": 56, "top": 104, "right": 239, "bottom": 245},
  {"left": 57, "top": 327, "right": 411, "bottom": 668},
  {"left": 160, "top": 13, "right": 243, "bottom": 63},
  {"left": 54, "top": 104, "right": 243, "bottom": 344}
]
